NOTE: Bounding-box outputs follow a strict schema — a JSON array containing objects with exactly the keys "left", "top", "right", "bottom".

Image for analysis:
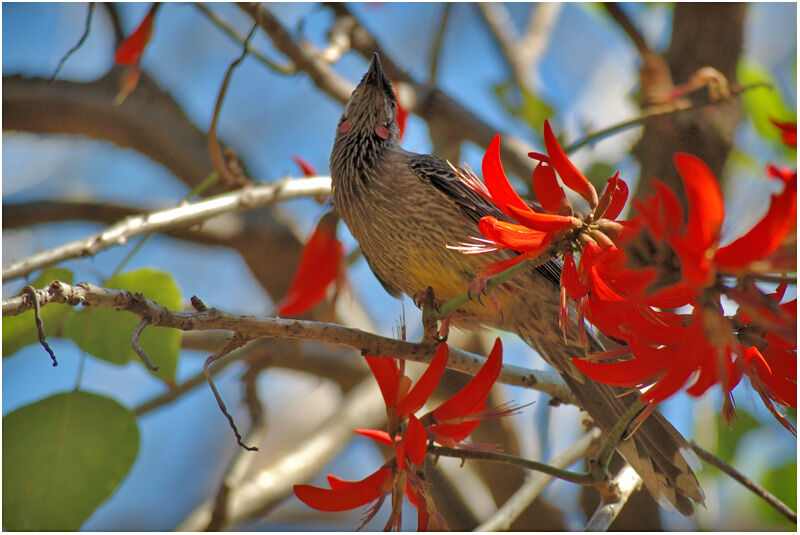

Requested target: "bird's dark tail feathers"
[{"left": 559, "top": 372, "right": 705, "bottom": 515}]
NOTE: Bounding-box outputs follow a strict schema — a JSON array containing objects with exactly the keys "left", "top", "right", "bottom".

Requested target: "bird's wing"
[{"left": 407, "top": 153, "right": 562, "bottom": 287}]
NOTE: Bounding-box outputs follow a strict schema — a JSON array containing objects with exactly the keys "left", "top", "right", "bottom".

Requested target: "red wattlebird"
[{"left": 330, "top": 53, "right": 703, "bottom": 515}]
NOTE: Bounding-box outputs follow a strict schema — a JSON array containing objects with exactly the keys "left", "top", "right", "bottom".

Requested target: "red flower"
[
  {"left": 770, "top": 118, "right": 797, "bottom": 148},
  {"left": 113, "top": 4, "right": 159, "bottom": 104},
  {"left": 292, "top": 155, "right": 318, "bottom": 177},
  {"left": 294, "top": 339, "right": 510, "bottom": 530},
  {"left": 395, "top": 87, "right": 409, "bottom": 141},
  {"left": 277, "top": 211, "right": 345, "bottom": 316}
]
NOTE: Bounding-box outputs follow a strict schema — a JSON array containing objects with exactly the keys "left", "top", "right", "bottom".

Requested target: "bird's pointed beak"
[{"left": 365, "top": 52, "right": 385, "bottom": 91}]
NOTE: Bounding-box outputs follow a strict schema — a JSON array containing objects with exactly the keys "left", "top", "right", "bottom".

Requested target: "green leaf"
[
  {"left": 3, "top": 268, "right": 75, "bottom": 358},
  {"left": 715, "top": 408, "right": 760, "bottom": 464},
  {"left": 2, "top": 391, "right": 140, "bottom": 531},
  {"left": 758, "top": 460, "right": 797, "bottom": 526},
  {"left": 584, "top": 162, "right": 616, "bottom": 190},
  {"left": 493, "top": 81, "right": 553, "bottom": 134},
  {"left": 62, "top": 268, "right": 182, "bottom": 382},
  {"left": 737, "top": 60, "right": 795, "bottom": 143}
]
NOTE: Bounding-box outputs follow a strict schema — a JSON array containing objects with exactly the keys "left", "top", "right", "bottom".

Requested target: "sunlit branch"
[
  {"left": 584, "top": 463, "right": 642, "bottom": 531},
  {"left": 2, "top": 280, "right": 574, "bottom": 403},
  {"left": 176, "top": 377, "right": 387, "bottom": 530},
  {"left": 455, "top": 428, "right": 602, "bottom": 531},
  {"left": 564, "top": 82, "right": 771, "bottom": 154},
  {"left": 2, "top": 176, "right": 332, "bottom": 282}
]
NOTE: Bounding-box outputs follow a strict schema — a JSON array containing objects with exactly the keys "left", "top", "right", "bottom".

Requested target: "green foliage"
[
  {"left": 584, "top": 161, "right": 616, "bottom": 190},
  {"left": 738, "top": 60, "right": 795, "bottom": 144},
  {"left": 715, "top": 409, "right": 760, "bottom": 464},
  {"left": 2, "top": 391, "right": 140, "bottom": 531},
  {"left": 493, "top": 81, "right": 554, "bottom": 135},
  {"left": 3, "top": 268, "right": 75, "bottom": 357},
  {"left": 759, "top": 460, "right": 797, "bottom": 526},
  {"left": 62, "top": 268, "right": 182, "bottom": 382}
]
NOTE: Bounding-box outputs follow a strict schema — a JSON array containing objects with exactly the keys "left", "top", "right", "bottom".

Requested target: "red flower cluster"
[
  {"left": 466, "top": 121, "right": 797, "bottom": 432},
  {"left": 294, "top": 339, "right": 508, "bottom": 530}
]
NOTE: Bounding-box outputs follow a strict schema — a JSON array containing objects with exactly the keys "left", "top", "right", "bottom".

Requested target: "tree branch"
[
  {"left": 473, "top": 427, "right": 602, "bottom": 531},
  {"left": 243, "top": 2, "right": 542, "bottom": 181},
  {"left": 2, "top": 280, "right": 574, "bottom": 402},
  {"left": 2, "top": 176, "right": 331, "bottom": 282},
  {"left": 176, "top": 376, "right": 387, "bottom": 530},
  {"left": 583, "top": 464, "right": 641, "bottom": 531},
  {"left": 691, "top": 442, "right": 797, "bottom": 524}
]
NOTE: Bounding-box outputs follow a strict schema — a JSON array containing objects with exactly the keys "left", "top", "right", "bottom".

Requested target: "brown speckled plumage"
[{"left": 331, "top": 54, "right": 703, "bottom": 515}]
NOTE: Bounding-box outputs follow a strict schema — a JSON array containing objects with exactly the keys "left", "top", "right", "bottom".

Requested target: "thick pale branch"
[
  {"left": 2, "top": 280, "right": 573, "bottom": 402},
  {"left": 584, "top": 464, "right": 641, "bottom": 531},
  {"left": 2, "top": 176, "right": 331, "bottom": 282},
  {"left": 176, "top": 376, "right": 387, "bottom": 530},
  {"left": 473, "top": 427, "right": 603, "bottom": 531}
]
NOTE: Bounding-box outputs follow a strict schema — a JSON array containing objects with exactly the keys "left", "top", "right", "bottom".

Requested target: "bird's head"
[{"left": 336, "top": 53, "right": 399, "bottom": 143}]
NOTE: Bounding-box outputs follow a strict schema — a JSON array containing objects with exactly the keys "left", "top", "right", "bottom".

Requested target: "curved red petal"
[
  {"left": 277, "top": 213, "right": 344, "bottom": 316},
  {"left": 479, "top": 216, "right": 551, "bottom": 251},
  {"left": 294, "top": 466, "right": 392, "bottom": 511},
  {"left": 543, "top": 120, "right": 597, "bottom": 206},
  {"left": 573, "top": 357, "right": 661, "bottom": 387},
  {"left": 431, "top": 420, "right": 481, "bottom": 442},
  {"left": 292, "top": 155, "right": 318, "bottom": 177},
  {"left": 603, "top": 174, "right": 629, "bottom": 221},
  {"left": 640, "top": 361, "right": 695, "bottom": 404},
  {"left": 404, "top": 414, "right": 428, "bottom": 466},
  {"left": 715, "top": 170, "right": 797, "bottom": 268},
  {"left": 481, "top": 134, "right": 530, "bottom": 215},
  {"left": 507, "top": 204, "right": 573, "bottom": 232},
  {"left": 433, "top": 338, "right": 503, "bottom": 422},
  {"left": 481, "top": 135, "right": 531, "bottom": 216},
  {"left": 673, "top": 153, "right": 724, "bottom": 249},
  {"left": 531, "top": 162, "right": 566, "bottom": 213},
  {"left": 327, "top": 474, "right": 350, "bottom": 489},
  {"left": 364, "top": 356, "right": 401, "bottom": 408},
  {"left": 355, "top": 428, "right": 396, "bottom": 447},
  {"left": 114, "top": 6, "right": 157, "bottom": 65},
  {"left": 396, "top": 343, "right": 449, "bottom": 417},
  {"left": 561, "top": 251, "right": 590, "bottom": 299}
]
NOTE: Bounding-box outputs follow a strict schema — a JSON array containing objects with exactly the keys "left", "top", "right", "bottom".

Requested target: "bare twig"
[
  {"left": 584, "top": 464, "right": 641, "bottom": 531},
  {"left": 193, "top": 3, "right": 294, "bottom": 74},
  {"left": 602, "top": 3, "right": 650, "bottom": 56},
  {"left": 208, "top": 20, "right": 258, "bottom": 188},
  {"left": 50, "top": 2, "right": 95, "bottom": 82},
  {"left": 563, "top": 82, "right": 770, "bottom": 154},
  {"left": 205, "top": 334, "right": 257, "bottom": 451},
  {"left": 2, "top": 280, "right": 573, "bottom": 403},
  {"left": 206, "top": 363, "right": 268, "bottom": 530},
  {"left": 133, "top": 348, "right": 242, "bottom": 417},
  {"left": 473, "top": 427, "right": 603, "bottom": 531},
  {"left": 131, "top": 317, "right": 159, "bottom": 371},
  {"left": 177, "top": 376, "right": 387, "bottom": 530},
  {"left": 21, "top": 285, "right": 58, "bottom": 366},
  {"left": 2, "top": 176, "right": 332, "bottom": 282},
  {"left": 432, "top": 444, "right": 596, "bottom": 486},
  {"left": 428, "top": 3, "right": 451, "bottom": 83},
  {"left": 691, "top": 442, "right": 797, "bottom": 524}
]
